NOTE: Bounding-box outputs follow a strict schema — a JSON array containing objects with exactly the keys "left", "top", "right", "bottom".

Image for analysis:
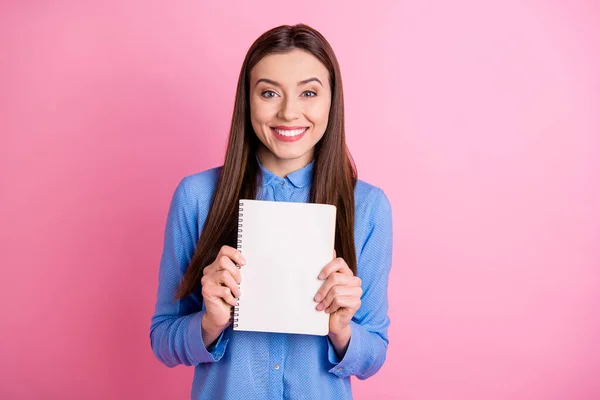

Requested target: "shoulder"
[
  {"left": 180, "top": 165, "right": 223, "bottom": 198},
  {"left": 170, "top": 165, "right": 223, "bottom": 215},
  {"left": 354, "top": 179, "right": 392, "bottom": 227}
]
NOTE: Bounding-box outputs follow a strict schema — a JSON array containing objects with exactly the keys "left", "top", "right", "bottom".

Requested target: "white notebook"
[{"left": 232, "top": 199, "right": 336, "bottom": 336}]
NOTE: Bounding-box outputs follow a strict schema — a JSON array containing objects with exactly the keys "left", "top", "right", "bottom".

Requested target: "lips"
[{"left": 270, "top": 126, "right": 309, "bottom": 143}]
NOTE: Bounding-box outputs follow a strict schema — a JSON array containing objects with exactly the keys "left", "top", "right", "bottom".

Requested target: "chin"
[{"left": 271, "top": 149, "right": 305, "bottom": 160}]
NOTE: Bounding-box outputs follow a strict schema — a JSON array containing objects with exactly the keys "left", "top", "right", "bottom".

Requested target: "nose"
[{"left": 277, "top": 97, "right": 301, "bottom": 121}]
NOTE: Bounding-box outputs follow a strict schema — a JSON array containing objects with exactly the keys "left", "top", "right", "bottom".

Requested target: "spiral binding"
[{"left": 231, "top": 201, "right": 243, "bottom": 328}]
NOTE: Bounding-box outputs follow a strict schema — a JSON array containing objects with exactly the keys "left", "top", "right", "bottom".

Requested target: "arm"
[
  {"left": 149, "top": 177, "right": 230, "bottom": 367},
  {"left": 327, "top": 188, "right": 393, "bottom": 379}
]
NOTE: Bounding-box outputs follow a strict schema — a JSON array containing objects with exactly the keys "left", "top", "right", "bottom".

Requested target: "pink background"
[{"left": 1, "top": 1, "right": 599, "bottom": 399}]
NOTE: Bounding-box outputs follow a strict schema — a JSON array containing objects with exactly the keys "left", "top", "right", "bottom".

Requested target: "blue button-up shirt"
[{"left": 150, "top": 156, "right": 393, "bottom": 399}]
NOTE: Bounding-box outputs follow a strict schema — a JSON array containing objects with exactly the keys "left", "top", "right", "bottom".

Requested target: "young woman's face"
[{"left": 249, "top": 49, "right": 332, "bottom": 169}]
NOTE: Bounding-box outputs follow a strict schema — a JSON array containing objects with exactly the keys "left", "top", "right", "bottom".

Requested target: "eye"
[
  {"left": 302, "top": 91, "right": 317, "bottom": 97},
  {"left": 261, "top": 90, "right": 279, "bottom": 99}
]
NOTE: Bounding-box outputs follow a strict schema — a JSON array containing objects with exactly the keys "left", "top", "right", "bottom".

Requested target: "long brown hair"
[{"left": 175, "top": 23, "right": 358, "bottom": 300}]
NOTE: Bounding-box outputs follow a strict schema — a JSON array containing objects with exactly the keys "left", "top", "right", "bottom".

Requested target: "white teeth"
[{"left": 273, "top": 128, "right": 307, "bottom": 137}]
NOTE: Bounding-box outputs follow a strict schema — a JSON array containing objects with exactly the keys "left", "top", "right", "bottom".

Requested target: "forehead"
[{"left": 250, "top": 49, "right": 329, "bottom": 85}]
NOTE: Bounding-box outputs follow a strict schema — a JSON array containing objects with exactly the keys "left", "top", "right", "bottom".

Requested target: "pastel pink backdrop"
[{"left": 1, "top": 1, "right": 599, "bottom": 399}]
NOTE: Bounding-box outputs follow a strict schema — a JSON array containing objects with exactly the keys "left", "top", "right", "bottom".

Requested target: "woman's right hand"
[{"left": 201, "top": 245, "right": 245, "bottom": 336}]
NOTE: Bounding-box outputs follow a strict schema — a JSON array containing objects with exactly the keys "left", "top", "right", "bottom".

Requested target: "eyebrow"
[{"left": 254, "top": 77, "right": 323, "bottom": 88}]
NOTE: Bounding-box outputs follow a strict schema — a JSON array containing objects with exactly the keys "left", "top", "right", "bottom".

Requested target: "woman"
[{"left": 150, "top": 23, "right": 393, "bottom": 400}]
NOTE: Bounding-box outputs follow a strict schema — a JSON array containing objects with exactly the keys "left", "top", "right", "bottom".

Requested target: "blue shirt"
[{"left": 150, "top": 156, "right": 393, "bottom": 400}]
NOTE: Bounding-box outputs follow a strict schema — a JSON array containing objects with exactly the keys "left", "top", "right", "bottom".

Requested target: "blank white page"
[{"left": 233, "top": 199, "right": 336, "bottom": 336}]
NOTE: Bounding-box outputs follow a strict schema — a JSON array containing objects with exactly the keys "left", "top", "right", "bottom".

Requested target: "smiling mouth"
[
  {"left": 271, "top": 127, "right": 309, "bottom": 137},
  {"left": 270, "top": 126, "right": 309, "bottom": 142}
]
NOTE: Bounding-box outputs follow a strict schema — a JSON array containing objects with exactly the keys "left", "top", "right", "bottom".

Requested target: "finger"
[
  {"left": 317, "top": 285, "right": 362, "bottom": 311},
  {"left": 216, "top": 286, "right": 238, "bottom": 307},
  {"left": 318, "top": 257, "right": 352, "bottom": 281},
  {"left": 326, "top": 296, "right": 361, "bottom": 314},
  {"left": 314, "top": 273, "right": 355, "bottom": 305},
  {"left": 217, "top": 255, "right": 242, "bottom": 284},
  {"left": 218, "top": 245, "right": 246, "bottom": 268},
  {"left": 204, "top": 248, "right": 245, "bottom": 277},
  {"left": 214, "top": 270, "right": 241, "bottom": 298},
  {"left": 202, "top": 283, "right": 237, "bottom": 306},
  {"left": 320, "top": 285, "right": 362, "bottom": 311}
]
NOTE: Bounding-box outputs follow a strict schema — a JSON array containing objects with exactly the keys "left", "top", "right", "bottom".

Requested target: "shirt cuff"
[
  {"left": 187, "top": 311, "right": 229, "bottom": 364},
  {"left": 327, "top": 320, "right": 363, "bottom": 378}
]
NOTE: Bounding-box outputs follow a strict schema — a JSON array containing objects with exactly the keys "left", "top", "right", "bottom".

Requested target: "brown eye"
[{"left": 302, "top": 91, "right": 317, "bottom": 97}]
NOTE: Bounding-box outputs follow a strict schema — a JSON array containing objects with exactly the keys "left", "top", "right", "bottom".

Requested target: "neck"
[{"left": 256, "top": 145, "right": 314, "bottom": 178}]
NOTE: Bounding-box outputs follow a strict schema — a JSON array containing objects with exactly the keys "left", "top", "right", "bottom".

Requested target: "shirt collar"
[{"left": 255, "top": 153, "right": 314, "bottom": 188}]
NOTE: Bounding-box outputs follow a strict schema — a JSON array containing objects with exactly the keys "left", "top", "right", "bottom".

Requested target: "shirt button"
[
  {"left": 280, "top": 181, "right": 284, "bottom": 186},
  {"left": 273, "top": 363, "right": 280, "bottom": 370}
]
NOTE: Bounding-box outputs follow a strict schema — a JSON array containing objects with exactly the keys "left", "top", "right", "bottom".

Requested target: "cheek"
[
  {"left": 250, "top": 97, "right": 277, "bottom": 125},
  {"left": 250, "top": 103, "right": 270, "bottom": 138},
  {"left": 306, "top": 98, "right": 331, "bottom": 128}
]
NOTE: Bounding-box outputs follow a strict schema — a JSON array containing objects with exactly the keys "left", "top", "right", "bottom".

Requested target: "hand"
[
  {"left": 201, "top": 245, "right": 245, "bottom": 333},
  {"left": 314, "top": 250, "right": 362, "bottom": 336}
]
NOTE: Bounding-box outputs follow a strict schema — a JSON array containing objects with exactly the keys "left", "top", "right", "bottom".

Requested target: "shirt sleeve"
[
  {"left": 327, "top": 188, "right": 393, "bottom": 379},
  {"left": 149, "top": 177, "right": 230, "bottom": 367}
]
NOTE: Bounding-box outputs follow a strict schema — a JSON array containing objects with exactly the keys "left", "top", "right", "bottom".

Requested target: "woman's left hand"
[{"left": 314, "top": 250, "right": 362, "bottom": 336}]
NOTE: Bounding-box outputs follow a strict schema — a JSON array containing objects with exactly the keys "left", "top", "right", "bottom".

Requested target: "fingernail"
[
  {"left": 316, "top": 303, "right": 323, "bottom": 311},
  {"left": 318, "top": 273, "right": 324, "bottom": 280},
  {"left": 325, "top": 307, "right": 330, "bottom": 313},
  {"left": 314, "top": 294, "right": 322, "bottom": 302}
]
